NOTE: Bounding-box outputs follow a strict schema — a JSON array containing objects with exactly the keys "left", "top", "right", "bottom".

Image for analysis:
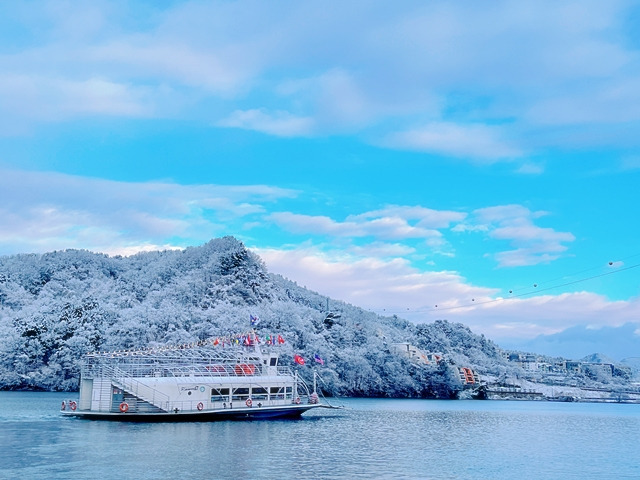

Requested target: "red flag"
[
  {"left": 294, "top": 354, "right": 305, "bottom": 365},
  {"left": 213, "top": 338, "right": 219, "bottom": 346},
  {"left": 277, "top": 335, "right": 285, "bottom": 344}
]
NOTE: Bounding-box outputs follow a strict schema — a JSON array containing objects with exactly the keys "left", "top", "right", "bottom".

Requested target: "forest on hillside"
[{"left": 0, "top": 237, "right": 634, "bottom": 397}]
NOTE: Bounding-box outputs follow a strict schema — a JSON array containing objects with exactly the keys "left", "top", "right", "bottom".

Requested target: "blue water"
[{"left": 1, "top": 392, "right": 639, "bottom": 479}]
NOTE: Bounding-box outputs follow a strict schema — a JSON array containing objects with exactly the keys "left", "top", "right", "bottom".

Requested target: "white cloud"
[
  {"left": 267, "top": 203, "right": 576, "bottom": 267},
  {"left": 350, "top": 205, "right": 466, "bottom": 229},
  {"left": 218, "top": 109, "right": 315, "bottom": 137},
  {"left": 267, "top": 212, "right": 358, "bottom": 236},
  {"left": 267, "top": 205, "right": 466, "bottom": 243},
  {"left": 268, "top": 210, "right": 446, "bottom": 241},
  {"left": 456, "top": 292, "right": 640, "bottom": 342},
  {"left": 516, "top": 162, "right": 545, "bottom": 175},
  {"left": 451, "top": 223, "right": 489, "bottom": 233},
  {"left": 383, "top": 122, "right": 522, "bottom": 162},
  {"left": 89, "top": 42, "right": 251, "bottom": 94},
  {"left": 455, "top": 205, "right": 575, "bottom": 267},
  {"left": 473, "top": 204, "right": 540, "bottom": 223},
  {"left": 277, "top": 68, "right": 442, "bottom": 132},
  {"left": 360, "top": 216, "right": 442, "bottom": 240},
  {"left": 255, "top": 245, "right": 494, "bottom": 311},
  {"left": 1, "top": 1, "right": 638, "bottom": 153},
  {"left": 254, "top": 244, "right": 640, "bottom": 344},
  {"left": 0, "top": 169, "right": 578, "bottom": 288},
  {"left": 349, "top": 242, "right": 416, "bottom": 258},
  {"left": 0, "top": 74, "right": 153, "bottom": 127},
  {"left": 527, "top": 77, "right": 640, "bottom": 126},
  {"left": 0, "top": 169, "right": 297, "bottom": 255},
  {"left": 278, "top": 70, "right": 371, "bottom": 127}
]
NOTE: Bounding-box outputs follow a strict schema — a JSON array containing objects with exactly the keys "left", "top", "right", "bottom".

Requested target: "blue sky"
[{"left": 1, "top": 0, "right": 639, "bottom": 359}]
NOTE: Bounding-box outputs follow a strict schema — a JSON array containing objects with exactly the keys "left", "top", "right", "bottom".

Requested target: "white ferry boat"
[{"left": 60, "top": 335, "right": 327, "bottom": 421}]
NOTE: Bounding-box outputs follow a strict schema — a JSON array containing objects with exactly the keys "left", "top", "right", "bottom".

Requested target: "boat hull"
[{"left": 61, "top": 403, "right": 322, "bottom": 422}]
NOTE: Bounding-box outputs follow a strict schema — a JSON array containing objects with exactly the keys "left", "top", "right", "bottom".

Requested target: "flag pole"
[{"left": 313, "top": 368, "right": 317, "bottom": 394}]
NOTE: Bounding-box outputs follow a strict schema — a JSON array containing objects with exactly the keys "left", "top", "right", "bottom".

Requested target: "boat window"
[
  {"left": 251, "top": 387, "right": 268, "bottom": 400},
  {"left": 285, "top": 386, "right": 293, "bottom": 399},
  {"left": 232, "top": 387, "right": 250, "bottom": 401},
  {"left": 270, "top": 386, "right": 285, "bottom": 399},
  {"left": 211, "top": 387, "right": 229, "bottom": 402},
  {"left": 269, "top": 357, "right": 277, "bottom": 366}
]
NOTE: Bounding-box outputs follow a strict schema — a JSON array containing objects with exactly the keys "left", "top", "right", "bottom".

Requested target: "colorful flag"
[
  {"left": 250, "top": 314, "right": 261, "bottom": 326},
  {"left": 294, "top": 354, "right": 305, "bottom": 365},
  {"left": 314, "top": 354, "right": 324, "bottom": 365},
  {"left": 277, "top": 334, "right": 285, "bottom": 344}
]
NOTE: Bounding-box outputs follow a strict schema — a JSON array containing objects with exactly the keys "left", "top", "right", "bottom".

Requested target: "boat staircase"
[
  {"left": 96, "top": 380, "right": 112, "bottom": 411},
  {"left": 107, "top": 366, "right": 170, "bottom": 413}
]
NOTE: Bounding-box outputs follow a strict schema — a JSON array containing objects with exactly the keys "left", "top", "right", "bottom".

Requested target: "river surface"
[{"left": 1, "top": 392, "right": 638, "bottom": 479}]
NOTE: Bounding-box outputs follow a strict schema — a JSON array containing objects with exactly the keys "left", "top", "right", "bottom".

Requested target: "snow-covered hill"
[
  {"left": 0, "top": 237, "right": 506, "bottom": 395},
  {"left": 0, "top": 237, "right": 635, "bottom": 397}
]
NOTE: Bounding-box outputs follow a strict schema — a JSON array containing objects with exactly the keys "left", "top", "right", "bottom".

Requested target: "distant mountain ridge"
[
  {"left": 0, "top": 237, "right": 634, "bottom": 396},
  {"left": 504, "top": 323, "right": 640, "bottom": 361},
  {"left": 581, "top": 353, "right": 617, "bottom": 364}
]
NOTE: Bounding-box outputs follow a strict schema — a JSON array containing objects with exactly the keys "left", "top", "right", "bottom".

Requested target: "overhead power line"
[{"left": 379, "top": 257, "right": 640, "bottom": 315}]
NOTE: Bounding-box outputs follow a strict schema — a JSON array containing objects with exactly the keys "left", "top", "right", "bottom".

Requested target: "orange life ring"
[
  {"left": 69, "top": 401, "right": 77, "bottom": 411},
  {"left": 61, "top": 401, "right": 66, "bottom": 411},
  {"left": 295, "top": 397, "right": 301, "bottom": 404},
  {"left": 197, "top": 402, "right": 204, "bottom": 411},
  {"left": 245, "top": 398, "right": 253, "bottom": 407},
  {"left": 119, "top": 402, "right": 129, "bottom": 413}
]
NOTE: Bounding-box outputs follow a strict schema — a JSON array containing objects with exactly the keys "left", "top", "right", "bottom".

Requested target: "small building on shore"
[{"left": 391, "top": 343, "right": 442, "bottom": 365}]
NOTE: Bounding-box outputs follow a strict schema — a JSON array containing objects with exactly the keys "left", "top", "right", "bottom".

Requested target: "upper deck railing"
[
  {"left": 81, "top": 345, "right": 293, "bottom": 380},
  {"left": 82, "top": 361, "right": 292, "bottom": 379}
]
